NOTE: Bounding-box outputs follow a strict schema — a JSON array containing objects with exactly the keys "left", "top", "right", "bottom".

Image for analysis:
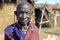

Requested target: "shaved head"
[
  {"left": 16, "top": 2, "right": 33, "bottom": 13},
  {"left": 14, "top": 2, "right": 34, "bottom": 26}
]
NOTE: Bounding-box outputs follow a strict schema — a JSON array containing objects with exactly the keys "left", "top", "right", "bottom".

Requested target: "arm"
[
  {"left": 4, "top": 34, "right": 14, "bottom": 40},
  {"left": 4, "top": 26, "right": 14, "bottom": 40}
]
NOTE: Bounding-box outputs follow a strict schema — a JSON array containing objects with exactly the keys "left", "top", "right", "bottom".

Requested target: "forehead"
[
  {"left": 20, "top": 5, "right": 32, "bottom": 12},
  {"left": 16, "top": 3, "right": 33, "bottom": 12}
]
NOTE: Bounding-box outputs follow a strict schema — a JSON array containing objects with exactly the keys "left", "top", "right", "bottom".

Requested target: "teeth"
[{"left": 24, "top": 18, "right": 27, "bottom": 20}]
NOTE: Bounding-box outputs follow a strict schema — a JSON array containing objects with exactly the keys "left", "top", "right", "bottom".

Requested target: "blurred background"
[{"left": 0, "top": 0, "right": 60, "bottom": 40}]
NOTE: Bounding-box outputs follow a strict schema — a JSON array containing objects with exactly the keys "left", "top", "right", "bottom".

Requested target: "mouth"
[
  {"left": 24, "top": 18, "right": 27, "bottom": 20},
  {"left": 21, "top": 18, "right": 28, "bottom": 22},
  {"left": 18, "top": 18, "right": 30, "bottom": 22}
]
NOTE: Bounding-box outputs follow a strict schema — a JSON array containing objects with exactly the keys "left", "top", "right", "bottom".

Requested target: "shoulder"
[
  {"left": 30, "top": 23, "right": 39, "bottom": 30},
  {"left": 4, "top": 23, "right": 15, "bottom": 35},
  {"left": 33, "top": 24, "right": 39, "bottom": 30}
]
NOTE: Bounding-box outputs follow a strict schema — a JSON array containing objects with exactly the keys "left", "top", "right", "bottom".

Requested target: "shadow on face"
[{"left": 14, "top": 2, "right": 34, "bottom": 25}]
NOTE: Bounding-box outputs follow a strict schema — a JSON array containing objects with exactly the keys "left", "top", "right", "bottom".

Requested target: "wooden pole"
[
  {"left": 54, "top": 11, "right": 57, "bottom": 27},
  {"left": 39, "top": 8, "right": 45, "bottom": 40}
]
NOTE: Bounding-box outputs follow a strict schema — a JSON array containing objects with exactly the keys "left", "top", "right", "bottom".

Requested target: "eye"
[
  {"left": 20, "top": 12, "right": 23, "bottom": 13},
  {"left": 17, "top": 12, "right": 24, "bottom": 15},
  {"left": 24, "top": 12, "right": 28, "bottom": 14}
]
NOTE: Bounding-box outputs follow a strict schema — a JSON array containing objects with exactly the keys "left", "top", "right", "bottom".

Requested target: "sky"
[{"left": 35, "top": 0, "right": 60, "bottom": 4}]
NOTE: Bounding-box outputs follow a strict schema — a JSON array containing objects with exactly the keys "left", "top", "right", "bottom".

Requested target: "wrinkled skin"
[
  {"left": 15, "top": 2, "right": 33, "bottom": 26},
  {"left": 5, "top": 2, "right": 34, "bottom": 40}
]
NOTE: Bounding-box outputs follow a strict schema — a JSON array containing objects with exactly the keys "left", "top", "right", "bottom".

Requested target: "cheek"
[
  {"left": 16, "top": 16, "right": 21, "bottom": 20},
  {"left": 27, "top": 15, "right": 31, "bottom": 18},
  {"left": 17, "top": 14, "right": 23, "bottom": 18},
  {"left": 27, "top": 16, "right": 31, "bottom": 21},
  {"left": 19, "top": 14, "right": 23, "bottom": 17}
]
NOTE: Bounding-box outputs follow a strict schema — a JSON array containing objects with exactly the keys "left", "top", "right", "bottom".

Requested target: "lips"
[
  {"left": 18, "top": 17, "right": 30, "bottom": 22},
  {"left": 21, "top": 18, "right": 28, "bottom": 22},
  {"left": 23, "top": 18, "right": 27, "bottom": 20}
]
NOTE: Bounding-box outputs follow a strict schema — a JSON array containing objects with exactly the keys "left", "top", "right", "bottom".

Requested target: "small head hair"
[
  {"left": 17, "top": 1, "right": 32, "bottom": 10},
  {"left": 14, "top": 1, "right": 34, "bottom": 15}
]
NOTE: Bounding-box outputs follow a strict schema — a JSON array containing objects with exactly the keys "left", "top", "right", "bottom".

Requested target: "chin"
[{"left": 18, "top": 20, "right": 29, "bottom": 25}]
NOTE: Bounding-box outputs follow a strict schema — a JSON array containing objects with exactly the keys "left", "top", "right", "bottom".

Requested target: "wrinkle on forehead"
[
  {"left": 20, "top": 4, "right": 32, "bottom": 12},
  {"left": 16, "top": 2, "right": 34, "bottom": 12}
]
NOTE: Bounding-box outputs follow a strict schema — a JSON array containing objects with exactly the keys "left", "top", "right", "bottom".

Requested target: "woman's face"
[{"left": 15, "top": 4, "right": 33, "bottom": 25}]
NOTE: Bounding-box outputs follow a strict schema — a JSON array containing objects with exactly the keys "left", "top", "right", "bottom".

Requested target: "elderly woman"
[{"left": 4, "top": 1, "right": 39, "bottom": 40}]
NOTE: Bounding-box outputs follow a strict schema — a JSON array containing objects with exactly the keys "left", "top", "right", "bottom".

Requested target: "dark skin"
[
  {"left": 15, "top": 2, "right": 33, "bottom": 27},
  {"left": 5, "top": 2, "right": 34, "bottom": 40}
]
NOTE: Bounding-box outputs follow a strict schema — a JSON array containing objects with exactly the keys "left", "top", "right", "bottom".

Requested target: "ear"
[{"left": 14, "top": 11, "right": 17, "bottom": 16}]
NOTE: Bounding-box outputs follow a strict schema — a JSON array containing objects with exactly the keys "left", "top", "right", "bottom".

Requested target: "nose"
[{"left": 23, "top": 13, "right": 26, "bottom": 18}]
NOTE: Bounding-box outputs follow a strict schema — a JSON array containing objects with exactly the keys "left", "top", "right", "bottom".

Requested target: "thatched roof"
[{"left": 34, "top": 4, "right": 60, "bottom": 13}]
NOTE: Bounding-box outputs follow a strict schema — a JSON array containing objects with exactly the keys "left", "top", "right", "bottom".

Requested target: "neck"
[
  {"left": 18, "top": 21, "right": 30, "bottom": 26},
  {"left": 22, "top": 24, "right": 29, "bottom": 32}
]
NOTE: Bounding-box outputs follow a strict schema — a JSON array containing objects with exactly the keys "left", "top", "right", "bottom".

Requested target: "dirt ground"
[{"left": 40, "top": 26, "right": 60, "bottom": 40}]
